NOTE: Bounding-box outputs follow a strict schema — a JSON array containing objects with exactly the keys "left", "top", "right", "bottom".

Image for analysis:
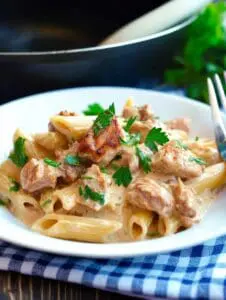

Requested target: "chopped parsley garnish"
[
  {"left": 79, "top": 185, "right": 105, "bottom": 205},
  {"left": 174, "top": 140, "right": 188, "bottom": 150},
  {"left": 81, "top": 176, "right": 94, "bottom": 180},
  {"left": 9, "top": 178, "right": 20, "bottom": 192},
  {"left": 112, "top": 166, "right": 132, "bottom": 187},
  {"left": 64, "top": 154, "right": 80, "bottom": 166},
  {"left": 123, "top": 116, "right": 137, "bottom": 132},
  {"left": 120, "top": 133, "right": 141, "bottom": 146},
  {"left": 189, "top": 156, "right": 207, "bottom": 165},
  {"left": 100, "top": 167, "right": 109, "bottom": 174},
  {"left": 92, "top": 103, "right": 115, "bottom": 136},
  {"left": 136, "top": 147, "right": 152, "bottom": 173},
  {"left": 195, "top": 136, "right": 200, "bottom": 141},
  {"left": 41, "top": 199, "right": 51, "bottom": 208},
  {"left": 145, "top": 127, "right": 169, "bottom": 152},
  {"left": 9, "top": 137, "right": 28, "bottom": 167},
  {"left": 44, "top": 158, "right": 61, "bottom": 168},
  {"left": 83, "top": 103, "right": 104, "bottom": 115},
  {"left": 0, "top": 199, "right": 6, "bottom": 206}
]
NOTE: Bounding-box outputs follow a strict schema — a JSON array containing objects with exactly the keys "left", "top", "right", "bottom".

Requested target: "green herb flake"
[
  {"left": 120, "top": 133, "right": 141, "bottom": 146},
  {"left": 174, "top": 140, "right": 188, "bottom": 150},
  {"left": 64, "top": 154, "right": 80, "bottom": 166},
  {"left": 189, "top": 156, "right": 207, "bottom": 165},
  {"left": 9, "top": 137, "right": 28, "bottom": 167},
  {"left": 41, "top": 199, "right": 51, "bottom": 208},
  {"left": 81, "top": 176, "right": 94, "bottom": 180},
  {"left": 79, "top": 185, "right": 105, "bottom": 205},
  {"left": 112, "top": 166, "right": 132, "bottom": 187},
  {"left": 92, "top": 103, "right": 115, "bottom": 136},
  {"left": 136, "top": 147, "right": 152, "bottom": 173},
  {"left": 100, "top": 167, "right": 109, "bottom": 174},
  {"left": 145, "top": 127, "right": 169, "bottom": 152},
  {"left": 123, "top": 116, "right": 137, "bottom": 132},
  {"left": 9, "top": 178, "right": 20, "bottom": 192},
  {"left": 83, "top": 103, "right": 105, "bottom": 115},
  {"left": 0, "top": 199, "right": 6, "bottom": 206},
  {"left": 44, "top": 158, "right": 61, "bottom": 168},
  {"left": 195, "top": 136, "right": 200, "bottom": 141}
]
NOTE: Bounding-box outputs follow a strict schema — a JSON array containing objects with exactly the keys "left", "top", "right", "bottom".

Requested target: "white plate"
[{"left": 0, "top": 87, "right": 225, "bottom": 258}]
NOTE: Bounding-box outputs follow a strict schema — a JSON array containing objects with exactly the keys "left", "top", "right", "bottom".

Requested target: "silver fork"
[{"left": 207, "top": 73, "right": 226, "bottom": 160}]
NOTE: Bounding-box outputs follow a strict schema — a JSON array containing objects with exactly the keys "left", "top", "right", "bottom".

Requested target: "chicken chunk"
[
  {"left": 166, "top": 118, "right": 191, "bottom": 133},
  {"left": 127, "top": 176, "right": 174, "bottom": 216},
  {"left": 78, "top": 117, "right": 123, "bottom": 165},
  {"left": 55, "top": 142, "right": 85, "bottom": 183},
  {"left": 152, "top": 140, "right": 204, "bottom": 179},
  {"left": 119, "top": 146, "right": 139, "bottom": 173},
  {"left": 172, "top": 179, "right": 200, "bottom": 227},
  {"left": 20, "top": 158, "right": 58, "bottom": 193},
  {"left": 122, "top": 104, "right": 153, "bottom": 121},
  {"left": 78, "top": 164, "right": 110, "bottom": 211}
]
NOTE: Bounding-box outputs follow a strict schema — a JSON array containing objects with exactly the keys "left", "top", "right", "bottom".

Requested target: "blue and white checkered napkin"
[{"left": 1, "top": 235, "right": 226, "bottom": 299}]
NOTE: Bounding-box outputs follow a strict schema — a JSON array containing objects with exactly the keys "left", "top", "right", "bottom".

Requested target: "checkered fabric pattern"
[{"left": 1, "top": 235, "right": 226, "bottom": 299}]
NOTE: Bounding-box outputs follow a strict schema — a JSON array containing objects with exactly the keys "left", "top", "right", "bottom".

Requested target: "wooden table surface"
[{"left": 0, "top": 271, "right": 134, "bottom": 300}]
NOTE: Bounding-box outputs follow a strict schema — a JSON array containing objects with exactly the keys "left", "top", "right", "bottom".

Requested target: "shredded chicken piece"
[
  {"left": 188, "top": 142, "right": 220, "bottom": 166},
  {"left": 166, "top": 118, "right": 191, "bottom": 133},
  {"left": 78, "top": 164, "right": 110, "bottom": 211},
  {"left": 122, "top": 104, "right": 154, "bottom": 121},
  {"left": 20, "top": 158, "right": 58, "bottom": 193},
  {"left": 127, "top": 176, "right": 174, "bottom": 216},
  {"left": 55, "top": 142, "right": 85, "bottom": 183},
  {"left": 152, "top": 140, "right": 204, "bottom": 179},
  {"left": 78, "top": 117, "right": 123, "bottom": 165},
  {"left": 172, "top": 179, "right": 200, "bottom": 227},
  {"left": 119, "top": 146, "right": 139, "bottom": 173}
]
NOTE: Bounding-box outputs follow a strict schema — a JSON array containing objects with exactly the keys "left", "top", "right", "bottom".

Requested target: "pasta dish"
[{"left": 0, "top": 98, "right": 225, "bottom": 243}]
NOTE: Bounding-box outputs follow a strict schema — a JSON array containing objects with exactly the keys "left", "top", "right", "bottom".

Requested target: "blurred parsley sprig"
[{"left": 164, "top": 1, "right": 226, "bottom": 103}]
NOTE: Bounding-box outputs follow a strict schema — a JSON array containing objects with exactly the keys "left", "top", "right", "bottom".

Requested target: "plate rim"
[{"left": 1, "top": 86, "right": 225, "bottom": 259}]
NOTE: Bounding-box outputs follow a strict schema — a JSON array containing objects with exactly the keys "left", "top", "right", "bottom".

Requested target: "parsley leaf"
[
  {"left": 189, "top": 156, "right": 207, "bottom": 165},
  {"left": 164, "top": 1, "right": 226, "bottom": 103},
  {"left": 120, "top": 133, "right": 141, "bottom": 146},
  {"left": 9, "top": 137, "right": 28, "bottom": 167},
  {"left": 44, "top": 158, "right": 61, "bottom": 168},
  {"left": 0, "top": 199, "right": 6, "bottom": 206},
  {"left": 195, "top": 136, "right": 200, "bottom": 141},
  {"left": 174, "top": 140, "right": 188, "bottom": 150},
  {"left": 93, "top": 103, "right": 115, "bottom": 136},
  {"left": 145, "top": 127, "right": 169, "bottom": 152},
  {"left": 123, "top": 116, "right": 137, "bottom": 132},
  {"left": 9, "top": 178, "right": 20, "bottom": 192},
  {"left": 41, "top": 199, "right": 51, "bottom": 208},
  {"left": 64, "top": 155, "right": 80, "bottom": 166},
  {"left": 100, "top": 167, "right": 109, "bottom": 174},
  {"left": 79, "top": 185, "right": 105, "bottom": 205},
  {"left": 112, "top": 166, "right": 132, "bottom": 187},
  {"left": 81, "top": 176, "right": 94, "bottom": 180},
  {"left": 83, "top": 103, "right": 104, "bottom": 115},
  {"left": 136, "top": 147, "right": 152, "bottom": 173}
]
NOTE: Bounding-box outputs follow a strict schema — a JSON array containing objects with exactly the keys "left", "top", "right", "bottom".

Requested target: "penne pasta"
[
  {"left": 13, "top": 129, "right": 52, "bottom": 159},
  {"left": 158, "top": 215, "right": 181, "bottom": 236},
  {"left": 33, "top": 132, "right": 68, "bottom": 151},
  {"left": 52, "top": 183, "right": 78, "bottom": 212},
  {"left": 0, "top": 159, "right": 21, "bottom": 182},
  {"left": 128, "top": 210, "right": 153, "bottom": 240},
  {"left": 49, "top": 115, "right": 95, "bottom": 140},
  {"left": 186, "top": 162, "right": 226, "bottom": 194},
  {"left": 32, "top": 214, "right": 122, "bottom": 242}
]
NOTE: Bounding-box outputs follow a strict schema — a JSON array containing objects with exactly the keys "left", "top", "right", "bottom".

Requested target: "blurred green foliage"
[{"left": 164, "top": 1, "right": 226, "bottom": 102}]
